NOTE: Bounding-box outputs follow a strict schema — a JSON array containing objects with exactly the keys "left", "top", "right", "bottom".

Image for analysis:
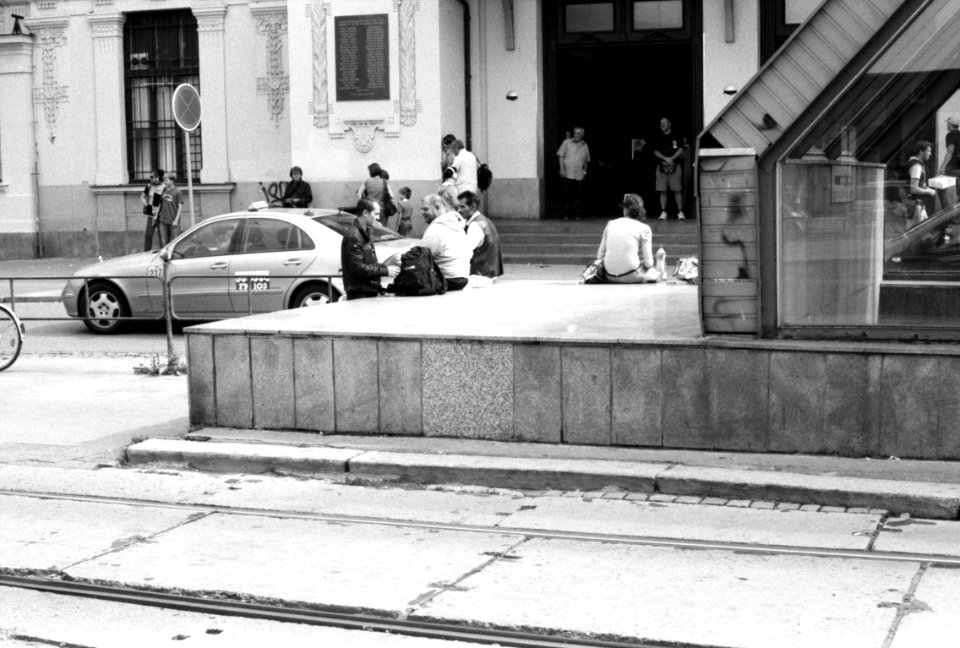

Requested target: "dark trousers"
[
  {"left": 157, "top": 222, "right": 176, "bottom": 247},
  {"left": 143, "top": 217, "right": 158, "bottom": 252},
  {"left": 560, "top": 177, "right": 584, "bottom": 220}
]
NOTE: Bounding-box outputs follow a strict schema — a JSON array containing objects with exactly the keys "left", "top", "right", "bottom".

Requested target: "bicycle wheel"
[{"left": 0, "top": 304, "right": 23, "bottom": 371}]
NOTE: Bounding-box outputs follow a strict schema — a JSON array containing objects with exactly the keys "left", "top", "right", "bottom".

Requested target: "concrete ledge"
[
  {"left": 126, "top": 439, "right": 361, "bottom": 474},
  {"left": 348, "top": 451, "right": 665, "bottom": 492},
  {"left": 658, "top": 466, "right": 960, "bottom": 520}
]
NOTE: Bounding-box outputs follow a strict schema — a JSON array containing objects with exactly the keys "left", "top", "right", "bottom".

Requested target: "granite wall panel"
[
  {"left": 378, "top": 340, "right": 422, "bottom": 435},
  {"left": 333, "top": 338, "right": 379, "bottom": 433},
  {"left": 561, "top": 346, "right": 611, "bottom": 445},
  {"left": 712, "top": 349, "right": 769, "bottom": 450},
  {"left": 768, "top": 352, "right": 826, "bottom": 453},
  {"left": 823, "top": 354, "right": 881, "bottom": 456},
  {"left": 186, "top": 334, "right": 215, "bottom": 427},
  {"left": 514, "top": 345, "right": 562, "bottom": 442},
  {"left": 879, "top": 355, "right": 940, "bottom": 459},
  {"left": 214, "top": 335, "right": 253, "bottom": 428},
  {"left": 661, "top": 348, "right": 713, "bottom": 448},
  {"left": 250, "top": 336, "right": 295, "bottom": 430},
  {"left": 422, "top": 341, "right": 513, "bottom": 439},
  {"left": 611, "top": 347, "right": 662, "bottom": 447},
  {"left": 293, "top": 337, "right": 335, "bottom": 432},
  {"left": 939, "top": 357, "right": 960, "bottom": 459}
]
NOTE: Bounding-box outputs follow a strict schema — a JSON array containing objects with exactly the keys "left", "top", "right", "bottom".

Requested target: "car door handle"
[
  {"left": 283, "top": 258, "right": 302, "bottom": 266},
  {"left": 209, "top": 262, "right": 228, "bottom": 270}
]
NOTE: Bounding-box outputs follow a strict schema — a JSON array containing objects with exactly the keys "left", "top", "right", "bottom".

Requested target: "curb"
[{"left": 126, "top": 438, "right": 960, "bottom": 519}]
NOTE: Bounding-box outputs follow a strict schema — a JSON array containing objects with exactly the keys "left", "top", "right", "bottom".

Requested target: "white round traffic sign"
[{"left": 172, "top": 83, "right": 202, "bottom": 131}]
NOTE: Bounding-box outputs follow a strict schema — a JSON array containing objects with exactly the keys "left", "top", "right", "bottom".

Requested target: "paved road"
[{"left": 2, "top": 465, "right": 958, "bottom": 647}]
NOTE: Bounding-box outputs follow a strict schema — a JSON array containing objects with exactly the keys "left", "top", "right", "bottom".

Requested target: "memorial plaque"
[{"left": 335, "top": 14, "right": 390, "bottom": 102}]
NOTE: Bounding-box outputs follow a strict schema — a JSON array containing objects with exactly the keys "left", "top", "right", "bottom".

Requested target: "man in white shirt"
[
  {"left": 457, "top": 190, "right": 503, "bottom": 279},
  {"left": 557, "top": 126, "right": 590, "bottom": 220},
  {"left": 420, "top": 194, "right": 472, "bottom": 291},
  {"left": 450, "top": 139, "right": 479, "bottom": 194}
]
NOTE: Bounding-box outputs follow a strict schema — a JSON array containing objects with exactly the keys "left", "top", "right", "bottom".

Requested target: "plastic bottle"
[{"left": 655, "top": 247, "right": 666, "bottom": 283}]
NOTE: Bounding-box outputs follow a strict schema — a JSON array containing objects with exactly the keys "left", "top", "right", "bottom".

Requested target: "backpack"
[
  {"left": 391, "top": 246, "right": 448, "bottom": 296},
  {"left": 477, "top": 162, "right": 493, "bottom": 192}
]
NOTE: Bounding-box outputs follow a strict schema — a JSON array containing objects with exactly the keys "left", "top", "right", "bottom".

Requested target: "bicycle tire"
[{"left": 0, "top": 304, "right": 24, "bottom": 371}]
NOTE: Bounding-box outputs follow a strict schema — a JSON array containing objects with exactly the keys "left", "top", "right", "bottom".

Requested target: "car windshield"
[{"left": 312, "top": 213, "right": 403, "bottom": 242}]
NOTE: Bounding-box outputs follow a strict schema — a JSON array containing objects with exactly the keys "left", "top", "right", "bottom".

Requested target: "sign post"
[{"left": 172, "top": 84, "right": 202, "bottom": 228}]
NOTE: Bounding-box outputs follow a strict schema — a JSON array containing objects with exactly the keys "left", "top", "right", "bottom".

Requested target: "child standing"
[{"left": 397, "top": 186, "right": 414, "bottom": 236}]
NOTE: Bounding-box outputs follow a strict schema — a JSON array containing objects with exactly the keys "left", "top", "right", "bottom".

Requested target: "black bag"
[
  {"left": 382, "top": 180, "right": 398, "bottom": 218},
  {"left": 391, "top": 246, "right": 447, "bottom": 296},
  {"left": 142, "top": 204, "right": 153, "bottom": 216},
  {"left": 477, "top": 163, "right": 493, "bottom": 192}
]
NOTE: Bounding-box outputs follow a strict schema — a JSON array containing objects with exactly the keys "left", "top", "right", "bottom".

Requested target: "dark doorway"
[{"left": 556, "top": 43, "right": 693, "bottom": 219}]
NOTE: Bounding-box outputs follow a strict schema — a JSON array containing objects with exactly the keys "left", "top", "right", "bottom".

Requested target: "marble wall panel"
[
  {"left": 333, "top": 339, "right": 379, "bottom": 433},
  {"left": 250, "top": 336, "right": 295, "bottom": 430},
  {"left": 879, "top": 355, "right": 940, "bottom": 459},
  {"left": 514, "top": 345, "right": 562, "bottom": 443},
  {"left": 661, "top": 348, "right": 713, "bottom": 448},
  {"left": 214, "top": 335, "right": 252, "bottom": 428},
  {"left": 611, "top": 347, "right": 662, "bottom": 447},
  {"left": 712, "top": 349, "right": 769, "bottom": 450},
  {"left": 823, "top": 354, "right": 881, "bottom": 456},
  {"left": 293, "top": 337, "right": 335, "bottom": 432},
  {"left": 939, "top": 357, "right": 960, "bottom": 459},
  {"left": 422, "top": 342, "right": 513, "bottom": 440},
  {"left": 378, "top": 340, "right": 422, "bottom": 435},
  {"left": 561, "top": 346, "right": 611, "bottom": 445},
  {"left": 186, "top": 334, "right": 215, "bottom": 427},
  {"left": 768, "top": 352, "right": 826, "bottom": 453}
]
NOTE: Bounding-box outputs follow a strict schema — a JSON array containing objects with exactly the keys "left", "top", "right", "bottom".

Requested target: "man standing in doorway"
[
  {"left": 654, "top": 117, "right": 685, "bottom": 220},
  {"left": 557, "top": 126, "right": 590, "bottom": 220},
  {"left": 939, "top": 116, "right": 960, "bottom": 180},
  {"left": 156, "top": 172, "right": 184, "bottom": 246}
]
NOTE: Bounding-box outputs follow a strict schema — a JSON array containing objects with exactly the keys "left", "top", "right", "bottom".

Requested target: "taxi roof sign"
[{"left": 172, "top": 84, "right": 201, "bottom": 132}]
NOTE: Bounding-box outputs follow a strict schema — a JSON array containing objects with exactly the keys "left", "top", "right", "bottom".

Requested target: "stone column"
[
  {"left": 88, "top": 13, "right": 126, "bottom": 185},
  {"left": 0, "top": 35, "right": 38, "bottom": 254},
  {"left": 193, "top": 5, "right": 230, "bottom": 183}
]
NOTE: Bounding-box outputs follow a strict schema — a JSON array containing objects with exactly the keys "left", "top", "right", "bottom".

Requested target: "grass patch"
[{"left": 134, "top": 353, "right": 187, "bottom": 376}]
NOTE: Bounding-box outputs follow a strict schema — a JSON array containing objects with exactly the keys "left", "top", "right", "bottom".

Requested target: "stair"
[{"left": 496, "top": 218, "right": 699, "bottom": 266}]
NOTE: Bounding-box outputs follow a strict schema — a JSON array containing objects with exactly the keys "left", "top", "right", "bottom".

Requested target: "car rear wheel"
[
  {"left": 291, "top": 282, "right": 341, "bottom": 308},
  {"left": 80, "top": 282, "right": 130, "bottom": 334}
]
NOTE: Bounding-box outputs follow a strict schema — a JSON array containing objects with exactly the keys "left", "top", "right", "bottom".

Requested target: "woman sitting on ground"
[{"left": 593, "top": 193, "right": 660, "bottom": 284}]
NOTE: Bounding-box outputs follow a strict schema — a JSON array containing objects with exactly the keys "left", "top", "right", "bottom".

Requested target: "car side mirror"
[{"left": 159, "top": 247, "right": 172, "bottom": 262}]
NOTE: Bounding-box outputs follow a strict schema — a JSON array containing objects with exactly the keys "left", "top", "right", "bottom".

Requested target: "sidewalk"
[{"left": 126, "top": 428, "right": 960, "bottom": 519}]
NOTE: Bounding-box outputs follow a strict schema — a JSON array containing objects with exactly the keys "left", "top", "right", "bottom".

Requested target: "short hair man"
[
  {"left": 340, "top": 197, "right": 400, "bottom": 300},
  {"left": 556, "top": 126, "right": 590, "bottom": 220},
  {"left": 156, "top": 172, "right": 184, "bottom": 246},
  {"left": 420, "top": 194, "right": 471, "bottom": 291},
  {"left": 457, "top": 191, "right": 503, "bottom": 279},
  {"left": 653, "top": 117, "right": 685, "bottom": 220},
  {"left": 939, "top": 116, "right": 960, "bottom": 179},
  {"left": 907, "top": 140, "right": 937, "bottom": 224}
]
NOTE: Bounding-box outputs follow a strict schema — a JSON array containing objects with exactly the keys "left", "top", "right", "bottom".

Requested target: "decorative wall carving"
[
  {"left": 255, "top": 12, "right": 289, "bottom": 126},
  {"left": 345, "top": 120, "right": 384, "bottom": 153},
  {"left": 310, "top": 1, "right": 330, "bottom": 128},
  {"left": 90, "top": 21, "right": 123, "bottom": 39},
  {"left": 398, "top": 0, "right": 418, "bottom": 126},
  {"left": 37, "top": 0, "right": 58, "bottom": 10},
  {"left": 195, "top": 13, "right": 226, "bottom": 32},
  {"left": 32, "top": 27, "right": 68, "bottom": 143}
]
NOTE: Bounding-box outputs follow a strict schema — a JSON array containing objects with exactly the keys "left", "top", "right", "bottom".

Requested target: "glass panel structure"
[
  {"left": 124, "top": 10, "right": 201, "bottom": 184},
  {"left": 565, "top": 3, "right": 615, "bottom": 33},
  {"left": 779, "top": 0, "right": 960, "bottom": 330},
  {"left": 632, "top": 1, "right": 683, "bottom": 31}
]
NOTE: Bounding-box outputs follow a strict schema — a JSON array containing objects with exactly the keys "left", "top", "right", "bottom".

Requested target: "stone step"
[
  {"left": 504, "top": 253, "right": 696, "bottom": 266},
  {"left": 502, "top": 233, "right": 698, "bottom": 245}
]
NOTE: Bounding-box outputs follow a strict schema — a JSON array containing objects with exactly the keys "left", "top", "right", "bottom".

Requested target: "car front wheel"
[
  {"left": 80, "top": 282, "right": 130, "bottom": 334},
  {"left": 291, "top": 282, "right": 341, "bottom": 308}
]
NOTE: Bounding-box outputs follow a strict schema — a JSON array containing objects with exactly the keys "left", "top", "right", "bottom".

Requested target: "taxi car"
[{"left": 61, "top": 206, "right": 417, "bottom": 333}]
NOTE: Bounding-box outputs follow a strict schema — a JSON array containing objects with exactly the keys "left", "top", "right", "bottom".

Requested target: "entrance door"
[{"left": 545, "top": 0, "right": 701, "bottom": 219}]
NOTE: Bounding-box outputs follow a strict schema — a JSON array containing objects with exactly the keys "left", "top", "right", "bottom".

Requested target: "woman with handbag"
[
  {"left": 357, "top": 162, "right": 396, "bottom": 226},
  {"left": 140, "top": 170, "right": 163, "bottom": 252}
]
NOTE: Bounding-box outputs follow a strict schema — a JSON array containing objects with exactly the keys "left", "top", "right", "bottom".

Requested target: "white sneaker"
[
  {"left": 677, "top": 211, "right": 686, "bottom": 220},
  {"left": 659, "top": 211, "right": 667, "bottom": 220}
]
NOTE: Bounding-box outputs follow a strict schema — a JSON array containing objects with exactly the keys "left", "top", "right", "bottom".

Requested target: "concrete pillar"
[
  {"left": 193, "top": 5, "right": 230, "bottom": 183},
  {"left": 88, "top": 13, "right": 127, "bottom": 186},
  {"left": 0, "top": 35, "right": 38, "bottom": 256}
]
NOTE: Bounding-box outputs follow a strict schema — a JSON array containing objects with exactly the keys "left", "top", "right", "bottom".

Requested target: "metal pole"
[
  {"left": 184, "top": 128, "right": 196, "bottom": 229},
  {"left": 162, "top": 258, "right": 174, "bottom": 358}
]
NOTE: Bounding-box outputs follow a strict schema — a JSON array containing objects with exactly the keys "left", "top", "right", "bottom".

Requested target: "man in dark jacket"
[{"left": 341, "top": 198, "right": 399, "bottom": 300}]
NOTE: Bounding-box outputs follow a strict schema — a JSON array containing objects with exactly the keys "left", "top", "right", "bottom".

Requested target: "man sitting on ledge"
[
  {"left": 341, "top": 198, "right": 400, "bottom": 300},
  {"left": 420, "top": 193, "right": 471, "bottom": 291}
]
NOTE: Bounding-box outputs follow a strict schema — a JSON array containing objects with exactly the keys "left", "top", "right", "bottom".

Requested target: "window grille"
[{"left": 124, "top": 10, "right": 201, "bottom": 185}]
